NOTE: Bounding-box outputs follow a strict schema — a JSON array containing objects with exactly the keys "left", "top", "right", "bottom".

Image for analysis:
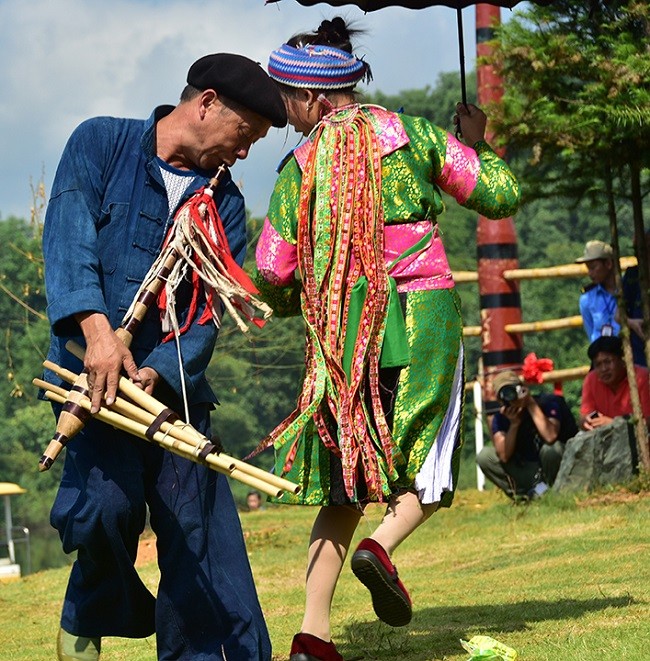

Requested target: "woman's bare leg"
[
  {"left": 371, "top": 489, "right": 438, "bottom": 555},
  {"left": 300, "top": 505, "right": 363, "bottom": 640}
]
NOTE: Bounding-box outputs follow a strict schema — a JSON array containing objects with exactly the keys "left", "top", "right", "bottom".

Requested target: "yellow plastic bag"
[{"left": 460, "top": 635, "right": 518, "bottom": 661}]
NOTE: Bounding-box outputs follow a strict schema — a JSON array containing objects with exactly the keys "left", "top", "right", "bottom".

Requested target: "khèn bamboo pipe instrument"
[
  {"left": 38, "top": 167, "right": 228, "bottom": 472},
  {"left": 63, "top": 344, "right": 300, "bottom": 495},
  {"left": 42, "top": 355, "right": 300, "bottom": 497},
  {"left": 34, "top": 378, "right": 287, "bottom": 499}
]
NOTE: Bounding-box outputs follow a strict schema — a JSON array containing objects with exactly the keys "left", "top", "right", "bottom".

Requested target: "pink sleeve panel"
[
  {"left": 436, "top": 135, "right": 481, "bottom": 205},
  {"left": 255, "top": 217, "right": 298, "bottom": 286}
]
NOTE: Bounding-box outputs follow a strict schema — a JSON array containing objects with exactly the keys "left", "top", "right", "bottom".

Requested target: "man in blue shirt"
[
  {"left": 42, "top": 54, "right": 286, "bottom": 661},
  {"left": 576, "top": 240, "right": 620, "bottom": 342}
]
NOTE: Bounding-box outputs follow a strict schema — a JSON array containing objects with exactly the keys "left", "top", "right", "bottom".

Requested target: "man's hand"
[
  {"left": 133, "top": 366, "right": 160, "bottom": 395},
  {"left": 75, "top": 312, "right": 140, "bottom": 413},
  {"left": 582, "top": 412, "right": 612, "bottom": 430},
  {"left": 501, "top": 402, "right": 524, "bottom": 423},
  {"left": 453, "top": 103, "right": 487, "bottom": 146}
]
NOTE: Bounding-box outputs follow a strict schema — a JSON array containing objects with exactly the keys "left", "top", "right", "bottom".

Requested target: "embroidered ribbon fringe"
[{"left": 252, "top": 105, "right": 400, "bottom": 502}]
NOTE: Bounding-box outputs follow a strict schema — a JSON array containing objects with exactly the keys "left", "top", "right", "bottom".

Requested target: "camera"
[{"left": 497, "top": 383, "right": 526, "bottom": 404}]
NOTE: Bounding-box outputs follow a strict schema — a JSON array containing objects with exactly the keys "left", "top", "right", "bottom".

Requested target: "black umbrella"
[{"left": 266, "top": 0, "right": 556, "bottom": 104}]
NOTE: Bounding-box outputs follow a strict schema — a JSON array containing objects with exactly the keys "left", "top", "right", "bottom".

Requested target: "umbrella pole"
[{"left": 456, "top": 7, "right": 467, "bottom": 106}]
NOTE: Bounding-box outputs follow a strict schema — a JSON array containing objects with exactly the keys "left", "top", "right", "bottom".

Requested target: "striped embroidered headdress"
[{"left": 268, "top": 43, "right": 370, "bottom": 89}]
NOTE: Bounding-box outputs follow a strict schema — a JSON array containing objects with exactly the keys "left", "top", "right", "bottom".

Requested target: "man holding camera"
[{"left": 477, "top": 371, "right": 578, "bottom": 500}]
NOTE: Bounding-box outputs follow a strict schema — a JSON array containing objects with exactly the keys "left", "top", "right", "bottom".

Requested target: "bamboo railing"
[
  {"left": 502, "top": 256, "right": 637, "bottom": 282},
  {"left": 453, "top": 256, "right": 636, "bottom": 337}
]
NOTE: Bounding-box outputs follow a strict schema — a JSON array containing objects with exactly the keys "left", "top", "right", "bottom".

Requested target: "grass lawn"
[{"left": 1, "top": 487, "right": 648, "bottom": 660}]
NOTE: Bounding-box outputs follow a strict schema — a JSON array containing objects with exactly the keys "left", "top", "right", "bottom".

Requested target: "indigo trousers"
[{"left": 50, "top": 403, "right": 271, "bottom": 660}]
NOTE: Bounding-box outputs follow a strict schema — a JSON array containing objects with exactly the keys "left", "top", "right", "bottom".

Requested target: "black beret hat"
[
  {"left": 588, "top": 335, "right": 623, "bottom": 360},
  {"left": 187, "top": 53, "right": 287, "bottom": 128}
]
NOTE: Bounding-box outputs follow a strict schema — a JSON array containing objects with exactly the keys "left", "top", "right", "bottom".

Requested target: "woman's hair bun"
[
  {"left": 286, "top": 16, "right": 366, "bottom": 62},
  {"left": 317, "top": 17, "right": 349, "bottom": 44}
]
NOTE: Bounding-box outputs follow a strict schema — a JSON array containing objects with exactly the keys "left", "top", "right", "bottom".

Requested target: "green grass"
[{"left": 1, "top": 488, "right": 649, "bottom": 660}]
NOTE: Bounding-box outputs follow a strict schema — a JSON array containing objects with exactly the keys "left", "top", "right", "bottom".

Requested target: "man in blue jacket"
[
  {"left": 42, "top": 53, "right": 286, "bottom": 661},
  {"left": 576, "top": 240, "right": 620, "bottom": 342}
]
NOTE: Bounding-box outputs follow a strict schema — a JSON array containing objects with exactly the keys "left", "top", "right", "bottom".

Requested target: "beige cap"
[
  {"left": 575, "top": 240, "right": 613, "bottom": 263},
  {"left": 492, "top": 370, "right": 521, "bottom": 396}
]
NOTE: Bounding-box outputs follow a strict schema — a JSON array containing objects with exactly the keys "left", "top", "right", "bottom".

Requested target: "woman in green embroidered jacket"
[{"left": 254, "top": 17, "right": 520, "bottom": 661}]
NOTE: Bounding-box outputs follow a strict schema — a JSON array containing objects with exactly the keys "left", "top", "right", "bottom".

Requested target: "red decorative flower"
[{"left": 522, "top": 352, "right": 554, "bottom": 384}]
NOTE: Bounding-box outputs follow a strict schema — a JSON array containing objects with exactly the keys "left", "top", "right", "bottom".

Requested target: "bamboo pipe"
[
  {"left": 115, "top": 249, "right": 182, "bottom": 346},
  {"left": 44, "top": 356, "right": 300, "bottom": 496},
  {"left": 64, "top": 343, "right": 300, "bottom": 495},
  {"left": 35, "top": 379, "right": 284, "bottom": 498},
  {"left": 504, "top": 315, "right": 584, "bottom": 334},
  {"left": 38, "top": 370, "right": 92, "bottom": 471},
  {"left": 35, "top": 380, "right": 235, "bottom": 475},
  {"left": 38, "top": 167, "right": 229, "bottom": 472}
]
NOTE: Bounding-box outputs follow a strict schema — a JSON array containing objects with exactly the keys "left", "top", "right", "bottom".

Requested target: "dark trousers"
[
  {"left": 50, "top": 404, "right": 271, "bottom": 660},
  {"left": 476, "top": 442, "right": 564, "bottom": 498}
]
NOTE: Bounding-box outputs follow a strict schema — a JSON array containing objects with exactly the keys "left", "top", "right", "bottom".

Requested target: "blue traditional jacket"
[{"left": 43, "top": 106, "right": 247, "bottom": 404}]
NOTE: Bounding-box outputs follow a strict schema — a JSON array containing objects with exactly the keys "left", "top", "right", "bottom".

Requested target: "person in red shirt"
[{"left": 580, "top": 335, "right": 650, "bottom": 430}]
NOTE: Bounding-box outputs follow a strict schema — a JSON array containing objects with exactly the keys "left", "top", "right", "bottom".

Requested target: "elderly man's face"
[
  {"left": 593, "top": 351, "right": 626, "bottom": 387},
  {"left": 586, "top": 258, "right": 613, "bottom": 284},
  {"left": 198, "top": 97, "right": 272, "bottom": 169}
]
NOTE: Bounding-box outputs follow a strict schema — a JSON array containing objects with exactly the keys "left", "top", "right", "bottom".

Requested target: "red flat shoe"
[
  {"left": 289, "top": 633, "right": 343, "bottom": 661},
  {"left": 350, "top": 538, "right": 412, "bottom": 627}
]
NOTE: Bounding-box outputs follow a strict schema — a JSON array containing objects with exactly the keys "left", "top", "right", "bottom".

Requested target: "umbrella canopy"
[
  {"left": 266, "top": 0, "right": 556, "bottom": 103},
  {"left": 268, "top": 0, "right": 554, "bottom": 7}
]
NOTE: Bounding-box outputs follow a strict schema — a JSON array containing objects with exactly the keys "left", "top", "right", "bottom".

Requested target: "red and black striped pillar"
[{"left": 475, "top": 4, "right": 523, "bottom": 402}]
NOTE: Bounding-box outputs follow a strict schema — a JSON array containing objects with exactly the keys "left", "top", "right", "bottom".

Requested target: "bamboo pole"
[
  {"left": 462, "top": 326, "right": 481, "bottom": 337},
  {"left": 452, "top": 271, "right": 479, "bottom": 283},
  {"left": 539, "top": 365, "right": 590, "bottom": 383},
  {"left": 504, "top": 315, "right": 584, "bottom": 334},
  {"left": 502, "top": 256, "right": 637, "bottom": 282},
  {"left": 450, "top": 256, "right": 638, "bottom": 284},
  {"left": 605, "top": 161, "right": 650, "bottom": 471},
  {"left": 465, "top": 364, "right": 590, "bottom": 391}
]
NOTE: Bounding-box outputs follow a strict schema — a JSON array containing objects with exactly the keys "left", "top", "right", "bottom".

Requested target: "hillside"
[{"left": 2, "top": 487, "right": 649, "bottom": 660}]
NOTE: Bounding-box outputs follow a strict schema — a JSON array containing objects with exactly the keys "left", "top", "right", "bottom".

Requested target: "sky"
[{"left": 0, "top": 0, "right": 487, "bottom": 221}]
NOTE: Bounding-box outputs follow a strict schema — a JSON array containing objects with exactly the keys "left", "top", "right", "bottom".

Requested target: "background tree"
[
  {"left": 486, "top": 0, "right": 650, "bottom": 467},
  {"left": 0, "top": 207, "right": 63, "bottom": 531}
]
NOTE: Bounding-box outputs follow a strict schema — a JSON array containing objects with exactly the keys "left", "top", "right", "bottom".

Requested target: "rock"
[{"left": 553, "top": 417, "right": 637, "bottom": 493}]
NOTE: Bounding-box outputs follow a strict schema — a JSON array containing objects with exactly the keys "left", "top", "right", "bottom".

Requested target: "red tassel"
[{"left": 157, "top": 186, "right": 268, "bottom": 342}]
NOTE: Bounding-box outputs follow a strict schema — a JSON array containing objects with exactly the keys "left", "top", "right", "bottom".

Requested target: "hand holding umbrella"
[{"left": 453, "top": 102, "right": 487, "bottom": 145}]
